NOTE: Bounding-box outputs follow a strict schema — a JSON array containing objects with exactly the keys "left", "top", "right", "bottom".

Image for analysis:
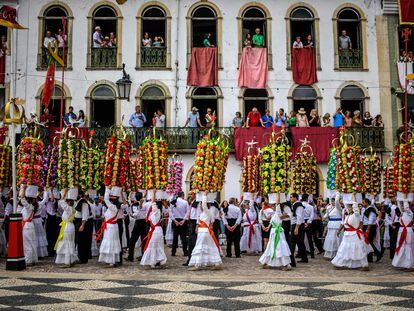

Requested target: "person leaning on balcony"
[
  {"left": 275, "top": 108, "right": 287, "bottom": 127},
  {"left": 109, "top": 32, "right": 117, "bottom": 47},
  {"left": 153, "top": 36, "right": 164, "bottom": 47},
  {"left": 203, "top": 33, "right": 215, "bottom": 47},
  {"left": 184, "top": 107, "right": 204, "bottom": 128},
  {"left": 244, "top": 107, "right": 263, "bottom": 128},
  {"left": 333, "top": 107, "right": 345, "bottom": 127},
  {"left": 43, "top": 31, "right": 55, "bottom": 48},
  {"left": 322, "top": 113, "right": 331, "bottom": 127},
  {"left": 40, "top": 108, "right": 54, "bottom": 128},
  {"left": 304, "top": 35, "right": 314, "bottom": 48},
  {"left": 63, "top": 106, "right": 77, "bottom": 127},
  {"left": 252, "top": 28, "right": 264, "bottom": 48},
  {"left": 262, "top": 109, "right": 274, "bottom": 128},
  {"left": 362, "top": 111, "right": 373, "bottom": 127},
  {"left": 296, "top": 108, "right": 309, "bottom": 127},
  {"left": 93, "top": 26, "right": 103, "bottom": 48},
  {"left": 154, "top": 109, "right": 166, "bottom": 128},
  {"left": 75, "top": 110, "right": 86, "bottom": 128},
  {"left": 373, "top": 114, "right": 384, "bottom": 128},
  {"left": 243, "top": 33, "right": 252, "bottom": 48},
  {"left": 55, "top": 29, "right": 66, "bottom": 48},
  {"left": 351, "top": 110, "right": 363, "bottom": 127},
  {"left": 232, "top": 112, "right": 244, "bottom": 128},
  {"left": 286, "top": 110, "right": 297, "bottom": 127},
  {"left": 338, "top": 30, "right": 352, "bottom": 51},
  {"left": 142, "top": 32, "right": 152, "bottom": 48},
  {"left": 205, "top": 108, "right": 215, "bottom": 128},
  {"left": 292, "top": 36, "right": 303, "bottom": 49},
  {"left": 129, "top": 105, "right": 147, "bottom": 128},
  {"left": 344, "top": 110, "right": 352, "bottom": 127},
  {"left": 309, "top": 109, "right": 320, "bottom": 127}
]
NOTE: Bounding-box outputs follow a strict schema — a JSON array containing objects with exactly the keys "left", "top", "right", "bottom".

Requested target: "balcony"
[
  {"left": 338, "top": 49, "right": 363, "bottom": 69},
  {"left": 344, "top": 127, "right": 385, "bottom": 150},
  {"left": 141, "top": 47, "right": 167, "bottom": 68},
  {"left": 90, "top": 47, "right": 117, "bottom": 69},
  {"left": 39, "top": 47, "right": 68, "bottom": 69}
]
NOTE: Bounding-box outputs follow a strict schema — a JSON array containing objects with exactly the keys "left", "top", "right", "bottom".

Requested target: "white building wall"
[{"left": 9, "top": 0, "right": 383, "bottom": 199}]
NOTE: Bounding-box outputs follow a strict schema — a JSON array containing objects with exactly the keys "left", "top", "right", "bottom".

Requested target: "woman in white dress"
[
  {"left": 34, "top": 191, "right": 49, "bottom": 258},
  {"left": 259, "top": 203, "right": 291, "bottom": 269},
  {"left": 240, "top": 201, "right": 262, "bottom": 253},
  {"left": 332, "top": 198, "right": 373, "bottom": 270},
  {"left": 20, "top": 197, "right": 38, "bottom": 265},
  {"left": 188, "top": 195, "right": 222, "bottom": 269},
  {"left": 140, "top": 200, "right": 167, "bottom": 268},
  {"left": 55, "top": 190, "right": 78, "bottom": 266},
  {"left": 383, "top": 199, "right": 393, "bottom": 248},
  {"left": 97, "top": 188, "right": 123, "bottom": 266},
  {"left": 323, "top": 194, "right": 342, "bottom": 259},
  {"left": 392, "top": 201, "right": 414, "bottom": 270}
]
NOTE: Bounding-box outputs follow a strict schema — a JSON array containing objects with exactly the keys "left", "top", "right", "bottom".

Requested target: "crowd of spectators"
[{"left": 92, "top": 26, "right": 117, "bottom": 48}]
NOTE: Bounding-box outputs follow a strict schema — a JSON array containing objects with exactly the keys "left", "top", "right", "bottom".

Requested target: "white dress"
[
  {"left": 140, "top": 204, "right": 167, "bottom": 267},
  {"left": 32, "top": 204, "right": 48, "bottom": 258},
  {"left": 392, "top": 202, "right": 414, "bottom": 269},
  {"left": 240, "top": 206, "right": 262, "bottom": 253},
  {"left": 55, "top": 201, "right": 78, "bottom": 265},
  {"left": 331, "top": 203, "right": 373, "bottom": 269},
  {"left": 98, "top": 201, "right": 121, "bottom": 265},
  {"left": 383, "top": 206, "right": 393, "bottom": 248},
  {"left": 259, "top": 205, "right": 291, "bottom": 267},
  {"left": 189, "top": 201, "right": 222, "bottom": 267},
  {"left": 323, "top": 197, "right": 342, "bottom": 259},
  {"left": 21, "top": 200, "right": 38, "bottom": 265}
]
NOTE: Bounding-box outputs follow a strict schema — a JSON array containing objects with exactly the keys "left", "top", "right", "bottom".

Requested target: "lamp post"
[{"left": 116, "top": 63, "right": 132, "bottom": 101}]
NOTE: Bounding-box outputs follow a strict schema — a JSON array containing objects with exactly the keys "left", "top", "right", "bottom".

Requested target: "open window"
[
  {"left": 191, "top": 6, "right": 217, "bottom": 48},
  {"left": 139, "top": 5, "right": 168, "bottom": 68},
  {"left": 292, "top": 85, "right": 317, "bottom": 117},
  {"left": 37, "top": 5, "right": 71, "bottom": 70},
  {"left": 141, "top": 86, "right": 166, "bottom": 128},
  {"left": 88, "top": 3, "right": 122, "bottom": 69},
  {"left": 90, "top": 85, "right": 116, "bottom": 127},
  {"left": 243, "top": 88, "right": 268, "bottom": 117},
  {"left": 0, "top": 26, "right": 7, "bottom": 85},
  {"left": 340, "top": 85, "right": 365, "bottom": 116},
  {"left": 191, "top": 87, "right": 219, "bottom": 127}
]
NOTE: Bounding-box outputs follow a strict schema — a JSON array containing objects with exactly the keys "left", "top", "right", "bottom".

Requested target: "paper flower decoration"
[
  {"left": 361, "top": 154, "right": 381, "bottom": 195},
  {"left": 141, "top": 136, "right": 168, "bottom": 191},
  {"left": 0, "top": 143, "right": 12, "bottom": 188},
  {"left": 104, "top": 135, "right": 131, "bottom": 188},
  {"left": 80, "top": 145, "right": 104, "bottom": 191},
  {"left": 242, "top": 154, "right": 260, "bottom": 193},
  {"left": 17, "top": 137, "right": 44, "bottom": 188},
  {"left": 383, "top": 166, "right": 396, "bottom": 199},
  {"left": 42, "top": 144, "right": 59, "bottom": 188},
  {"left": 58, "top": 136, "right": 83, "bottom": 189},
  {"left": 326, "top": 147, "right": 337, "bottom": 191},
  {"left": 167, "top": 159, "right": 184, "bottom": 195},
  {"left": 291, "top": 150, "right": 317, "bottom": 195},
  {"left": 336, "top": 144, "right": 362, "bottom": 193},
  {"left": 392, "top": 143, "right": 412, "bottom": 194}
]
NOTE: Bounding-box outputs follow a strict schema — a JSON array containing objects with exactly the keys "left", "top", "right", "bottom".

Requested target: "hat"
[
  {"left": 298, "top": 108, "right": 306, "bottom": 115},
  {"left": 25, "top": 185, "right": 39, "bottom": 198},
  {"left": 67, "top": 187, "right": 79, "bottom": 201},
  {"left": 95, "top": 26, "right": 101, "bottom": 31},
  {"left": 192, "top": 107, "right": 199, "bottom": 112},
  {"left": 110, "top": 186, "right": 122, "bottom": 198},
  {"left": 87, "top": 189, "right": 97, "bottom": 198}
]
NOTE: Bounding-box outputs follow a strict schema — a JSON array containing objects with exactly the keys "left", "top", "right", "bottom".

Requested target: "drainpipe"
[{"left": 173, "top": 0, "right": 180, "bottom": 126}]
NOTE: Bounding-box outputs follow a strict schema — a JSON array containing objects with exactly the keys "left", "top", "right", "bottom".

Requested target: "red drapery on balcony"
[
  {"left": 48, "top": 127, "right": 89, "bottom": 144},
  {"left": 0, "top": 53, "right": 5, "bottom": 85},
  {"left": 292, "top": 48, "right": 317, "bottom": 85},
  {"left": 398, "top": 0, "right": 414, "bottom": 24},
  {"left": 238, "top": 47, "right": 268, "bottom": 89},
  {"left": 187, "top": 47, "right": 218, "bottom": 87},
  {"left": 234, "top": 127, "right": 339, "bottom": 163}
]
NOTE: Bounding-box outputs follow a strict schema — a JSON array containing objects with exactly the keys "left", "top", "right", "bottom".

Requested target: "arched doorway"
[
  {"left": 90, "top": 85, "right": 116, "bottom": 127},
  {"left": 191, "top": 87, "right": 218, "bottom": 127},
  {"left": 243, "top": 88, "right": 268, "bottom": 117},
  {"left": 292, "top": 85, "right": 317, "bottom": 117},
  {"left": 191, "top": 5, "right": 217, "bottom": 47},
  {"left": 141, "top": 86, "right": 166, "bottom": 128},
  {"left": 340, "top": 85, "right": 365, "bottom": 116}
]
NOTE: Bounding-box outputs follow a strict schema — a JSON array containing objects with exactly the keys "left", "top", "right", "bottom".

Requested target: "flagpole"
[{"left": 59, "top": 17, "right": 66, "bottom": 131}]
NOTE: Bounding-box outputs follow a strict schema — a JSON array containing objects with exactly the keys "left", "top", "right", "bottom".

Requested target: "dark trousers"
[
  {"left": 363, "top": 224, "right": 381, "bottom": 262},
  {"left": 45, "top": 214, "right": 60, "bottom": 257},
  {"left": 124, "top": 216, "right": 130, "bottom": 246},
  {"left": 389, "top": 223, "right": 400, "bottom": 259},
  {"left": 128, "top": 219, "right": 148, "bottom": 261},
  {"left": 186, "top": 219, "right": 197, "bottom": 264},
  {"left": 311, "top": 219, "right": 324, "bottom": 253},
  {"left": 304, "top": 221, "right": 315, "bottom": 256},
  {"left": 290, "top": 223, "right": 307, "bottom": 263},
  {"left": 224, "top": 219, "right": 241, "bottom": 257},
  {"left": 74, "top": 218, "right": 93, "bottom": 263},
  {"left": 172, "top": 219, "right": 188, "bottom": 256},
  {"left": 117, "top": 219, "right": 123, "bottom": 264}
]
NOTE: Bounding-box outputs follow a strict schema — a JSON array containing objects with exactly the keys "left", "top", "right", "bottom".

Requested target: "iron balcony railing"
[
  {"left": 40, "top": 47, "right": 68, "bottom": 69},
  {"left": 338, "top": 49, "right": 363, "bottom": 69},
  {"left": 344, "top": 127, "right": 385, "bottom": 150},
  {"left": 90, "top": 47, "right": 117, "bottom": 68},
  {"left": 141, "top": 47, "right": 167, "bottom": 68}
]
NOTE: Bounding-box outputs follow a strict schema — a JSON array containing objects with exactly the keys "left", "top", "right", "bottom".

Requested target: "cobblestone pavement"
[{"left": 0, "top": 251, "right": 413, "bottom": 310}]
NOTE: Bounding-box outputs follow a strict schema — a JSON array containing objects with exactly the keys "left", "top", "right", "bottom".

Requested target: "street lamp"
[{"left": 116, "top": 63, "right": 132, "bottom": 101}]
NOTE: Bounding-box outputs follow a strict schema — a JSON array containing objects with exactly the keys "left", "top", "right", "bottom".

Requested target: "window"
[
  {"left": 340, "top": 85, "right": 365, "bottom": 116},
  {"left": 37, "top": 5, "right": 70, "bottom": 70},
  {"left": 0, "top": 25, "right": 9, "bottom": 55},
  {"left": 90, "top": 85, "right": 116, "bottom": 127},
  {"left": 0, "top": 26, "right": 7, "bottom": 86},
  {"left": 243, "top": 88, "right": 268, "bottom": 117},
  {"left": 141, "top": 86, "right": 166, "bottom": 128},
  {"left": 191, "top": 87, "right": 219, "bottom": 127},
  {"left": 139, "top": 5, "right": 168, "bottom": 68},
  {"left": 292, "top": 85, "right": 317, "bottom": 117},
  {"left": 88, "top": 3, "right": 122, "bottom": 69},
  {"left": 39, "top": 86, "right": 66, "bottom": 127},
  {"left": 335, "top": 7, "right": 365, "bottom": 69}
]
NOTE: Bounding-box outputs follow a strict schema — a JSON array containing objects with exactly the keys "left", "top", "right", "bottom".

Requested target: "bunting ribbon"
[
  {"left": 271, "top": 221, "right": 284, "bottom": 260},
  {"left": 95, "top": 210, "right": 118, "bottom": 241},
  {"left": 395, "top": 219, "right": 412, "bottom": 254},
  {"left": 199, "top": 220, "right": 220, "bottom": 251},
  {"left": 141, "top": 221, "right": 161, "bottom": 252},
  {"left": 54, "top": 208, "right": 75, "bottom": 250},
  {"left": 244, "top": 211, "right": 257, "bottom": 249},
  {"left": 345, "top": 220, "right": 370, "bottom": 245}
]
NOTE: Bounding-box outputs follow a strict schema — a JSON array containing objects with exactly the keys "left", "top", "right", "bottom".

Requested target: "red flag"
[
  {"left": 399, "top": 0, "right": 414, "bottom": 25},
  {"left": 0, "top": 5, "right": 27, "bottom": 29},
  {"left": 41, "top": 62, "right": 55, "bottom": 108}
]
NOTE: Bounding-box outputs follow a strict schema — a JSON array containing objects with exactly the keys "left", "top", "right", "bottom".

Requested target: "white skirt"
[
  {"left": 165, "top": 218, "right": 173, "bottom": 246},
  {"left": 189, "top": 228, "right": 222, "bottom": 267},
  {"left": 23, "top": 223, "right": 38, "bottom": 264},
  {"left": 392, "top": 228, "right": 414, "bottom": 269},
  {"left": 140, "top": 227, "right": 167, "bottom": 266},
  {"left": 331, "top": 232, "right": 373, "bottom": 268},
  {"left": 91, "top": 226, "right": 99, "bottom": 257},
  {"left": 33, "top": 218, "right": 48, "bottom": 257},
  {"left": 98, "top": 223, "right": 121, "bottom": 264},
  {"left": 240, "top": 224, "right": 262, "bottom": 253},
  {"left": 259, "top": 227, "right": 291, "bottom": 267},
  {"left": 383, "top": 225, "right": 390, "bottom": 248},
  {"left": 323, "top": 221, "right": 341, "bottom": 259},
  {"left": 55, "top": 222, "right": 78, "bottom": 265}
]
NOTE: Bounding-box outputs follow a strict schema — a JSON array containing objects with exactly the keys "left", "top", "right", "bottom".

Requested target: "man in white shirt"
[
  {"left": 126, "top": 192, "right": 148, "bottom": 262},
  {"left": 171, "top": 192, "right": 189, "bottom": 256},
  {"left": 92, "top": 26, "right": 103, "bottom": 48},
  {"left": 56, "top": 29, "right": 66, "bottom": 48},
  {"left": 43, "top": 31, "right": 55, "bottom": 48},
  {"left": 222, "top": 198, "right": 242, "bottom": 258},
  {"left": 154, "top": 109, "right": 166, "bottom": 128},
  {"left": 361, "top": 198, "right": 382, "bottom": 263},
  {"left": 302, "top": 194, "right": 316, "bottom": 258},
  {"left": 289, "top": 193, "right": 308, "bottom": 265}
]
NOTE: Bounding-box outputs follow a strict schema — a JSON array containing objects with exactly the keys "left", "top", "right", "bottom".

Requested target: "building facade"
[{"left": 1, "top": 0, "right": 390, "bottom": 199}]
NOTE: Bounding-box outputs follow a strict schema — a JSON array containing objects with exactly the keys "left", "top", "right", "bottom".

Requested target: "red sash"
[
  {"left": 22, "top": 212, "right": 33, "bottom": 227},
  {"left": 395, "top": 219, "right": 413, "bottom": 255},
  {"left": 199, "top": 220, "right": 220, "bottom": 251},
  {"left": 95, "top": 211, "right": 118, "bottom": 241},
  {"left": 145, "top": 206, "right": 152, "bottom": 223},
  {"left": 141, "top": 221, "right": 161, "bottom": 252},
  {"left": 243, "top": 211, "right": 257, "bottom": 248},
  {"left": 345, "top": 219, "right": 370, "bottom": 245}
]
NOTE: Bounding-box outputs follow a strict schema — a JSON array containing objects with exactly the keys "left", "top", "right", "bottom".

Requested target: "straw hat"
[{"left": 298, "top": 108, "right": 306, "bottom": 115}]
